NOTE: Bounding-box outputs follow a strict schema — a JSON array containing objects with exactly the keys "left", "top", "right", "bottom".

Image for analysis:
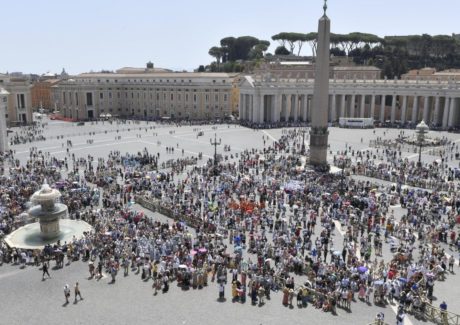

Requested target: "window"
[
  {"left": 205, "top": 94, "right": 209, "bottom": 102},
  {"left": 215, "top": 95, "right": 218, "bottom": 102},
  {"left": 100, "top": 93, "right": 104, "bottom": 99},
  {"left": 75, "top": 93, "right": 79, "bottom": 105},
  {"left": 193, "top": 94, "right": 197, "bottom": 102},
  {"left": 109, "top": 92, "right": 112, "bottom": 99},
  {"left": 86, "top": 92, "right": 93, "bottom": 106},
  {"left": 63, "top": 92, "right": 66, "bottom": 105},
  {"left": 224, "top": 94, "right": 227, "bottom": 102},
  {"left": 171, "top": 94, "right": 174, "bottom": 100},
  {"left": 17, "top": 94, "right": 25, "bottom": 108},
  {"left": 185, "top": 94, "right": 189, "bottom": 101}
]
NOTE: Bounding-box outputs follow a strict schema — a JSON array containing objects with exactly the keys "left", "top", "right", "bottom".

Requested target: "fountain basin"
[{"left": 4, "top": 219, "right": 93, "bottom": 249}]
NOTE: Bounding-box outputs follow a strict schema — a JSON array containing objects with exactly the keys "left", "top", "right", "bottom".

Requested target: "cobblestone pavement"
[{"left": 1, "top": 119, "right": 459, "bottom": 325}]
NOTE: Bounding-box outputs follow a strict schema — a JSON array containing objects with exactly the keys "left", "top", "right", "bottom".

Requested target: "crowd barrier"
[{"left": 134, "top": 195, "right": 203, "bottom": 229}]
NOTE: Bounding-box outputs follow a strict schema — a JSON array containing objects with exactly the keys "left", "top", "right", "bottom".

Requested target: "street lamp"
[
  {"left": 301, "top": 127, "right": 307, "bottom": 155},
  {"left": 339, "top": 156, "right": 346, "bottom": 194},
  {"left": 210, "top": 133, "right": 221, "bottom": 176},
  {"left": 415, "top": 120, "right": 429, "bottom": 167}
]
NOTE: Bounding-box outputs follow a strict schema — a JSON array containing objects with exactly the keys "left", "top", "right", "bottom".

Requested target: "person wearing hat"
[
  {"left": 440, "top": 301, "right": 448, "bottom": 324},
  {"left": 63, "top": 284, "right": 70, "bottom": 304}
]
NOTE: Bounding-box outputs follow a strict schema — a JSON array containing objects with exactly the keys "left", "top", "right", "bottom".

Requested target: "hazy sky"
[{"left": 1, "top": 0, "right": 459, "bottom": 75}]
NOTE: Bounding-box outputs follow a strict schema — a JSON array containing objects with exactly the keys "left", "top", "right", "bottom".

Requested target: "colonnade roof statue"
[{"left": 309, "top": 0, "right": 331, "bottom": 169}]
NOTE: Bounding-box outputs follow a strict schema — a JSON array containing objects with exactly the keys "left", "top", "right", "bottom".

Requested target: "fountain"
[
  {"left": 4, "top": 181, "right": 92, "bottom": 249},
  {"left": 29, "top": 181, "right": 67, "bottom": 239}
]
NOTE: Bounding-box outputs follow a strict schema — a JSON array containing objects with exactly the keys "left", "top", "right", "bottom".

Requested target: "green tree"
[
  {"left": 275, "top": 46, "right": 291, "bottom": 55},
  {"left": 208, "top": 46, "right": 223, "bottom": 70}
]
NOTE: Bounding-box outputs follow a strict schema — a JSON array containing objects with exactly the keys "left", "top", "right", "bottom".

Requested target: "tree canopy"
[{"left": 201, "top": 31, "right": 460, "bottom": 77}]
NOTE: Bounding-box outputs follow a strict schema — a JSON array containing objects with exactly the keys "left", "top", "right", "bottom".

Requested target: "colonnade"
[{"left": 239, "top": 91, "right": 460, "bottom": 128}]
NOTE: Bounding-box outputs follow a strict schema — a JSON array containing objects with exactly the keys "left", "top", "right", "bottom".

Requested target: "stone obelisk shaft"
[
  {"left": 0, "top": 89, "right": 9, "bottom": 153},
  {"left": 309, "top": 13, "right": 330, "bottom": 167}
]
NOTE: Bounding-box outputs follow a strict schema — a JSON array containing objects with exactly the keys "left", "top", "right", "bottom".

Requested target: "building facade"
[
  {"left": 52, "top": 72, "right": 238, "bottom": 120},
  {"left": 0, "top": 74, "right": 33, "bottom": 126},
  {"left": 239, "top": 75, "right": 460, "bottom": 129},
  {"left": 254, "top": 61, "right": 381, "bottom": 80}
]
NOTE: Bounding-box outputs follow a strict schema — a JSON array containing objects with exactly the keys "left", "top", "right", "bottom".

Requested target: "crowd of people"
[{"left": 0, "top": 121, "right": 459, "bottom": 324}]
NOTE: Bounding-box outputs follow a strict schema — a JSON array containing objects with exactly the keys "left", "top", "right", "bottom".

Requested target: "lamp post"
[
  {"left": 415, "top": 120, "right": 429, "bottom": 168},
  {"left": 301, "top": 127, "right": 307, "bottom": 155},
  {"left": 210, "top": 133, "right": 221, "bottom": 176},
  {"left": 340, "top": 156, "right": 346, "bottom": 195}
]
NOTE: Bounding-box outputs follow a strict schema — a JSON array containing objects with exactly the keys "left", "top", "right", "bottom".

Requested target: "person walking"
[
  {"left": 448, "top": 256, "right": 455, "bottom": 272},
  {"left": 42, "top": 262, "right": 51, "bottom": 280},
  {"left": 74, "top": 282, "right": 83, "bottom": 302},
  {"left": 64, "top": 284, "right": 70, "bottom": 304},
  {"left": 396, "top": 308, "right": 405, "bottom": 325}
]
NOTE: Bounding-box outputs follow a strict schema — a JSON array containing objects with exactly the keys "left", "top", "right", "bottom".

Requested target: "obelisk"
[
  {"left": 309, "top": 0, "right": 330, "bottom": 168},
  {"left": 0, "top": 88, "right": 9, "bottom": 152}
]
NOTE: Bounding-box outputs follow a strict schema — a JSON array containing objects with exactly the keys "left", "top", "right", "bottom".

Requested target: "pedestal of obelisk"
[{"left": 309, "top": 5, "right": 330, "bottom": 168}]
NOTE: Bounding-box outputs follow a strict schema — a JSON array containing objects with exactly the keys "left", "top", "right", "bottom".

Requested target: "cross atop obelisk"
[{"left": 309, "top": 0, "right": 331, "bottom": 169}]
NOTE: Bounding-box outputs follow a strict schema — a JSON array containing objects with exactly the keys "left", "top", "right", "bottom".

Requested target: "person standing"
[
  {"left": 440, "top": 301, "right": 448, "bottom": 324},
  {"left": 74, "top": 282, "right": 83, "bottom": 302},
  {"left": 64, "top": 284, "right": 70, "bottom": 304},
  {"left": 448, "top": 256, "right": 455, "bottom": 272},
  {"left": 396, "top": 309, "right": 405, "bottom": 325},
  {"left": 42, "top": 262, "right": 51, "bottom": 280}
]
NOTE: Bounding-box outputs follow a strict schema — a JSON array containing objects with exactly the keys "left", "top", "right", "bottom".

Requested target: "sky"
[{"left": 1, "top": 0, "right": 459, "bottom": 75}]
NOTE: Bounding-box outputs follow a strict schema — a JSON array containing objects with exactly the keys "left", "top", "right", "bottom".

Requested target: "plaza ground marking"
[
  {"left": 139, "top": 140, "right": 213, "bottom": 158},
  {"left": 262, "top": 130, "right": 277, "bottom": 142}
]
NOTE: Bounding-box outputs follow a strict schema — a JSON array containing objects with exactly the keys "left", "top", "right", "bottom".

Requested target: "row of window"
[
  {"left": 63, "top": 91, "right": 228, "bottom": 106},
  {"left": 92, "top": 79, "right": 227, "bottom": 84}
]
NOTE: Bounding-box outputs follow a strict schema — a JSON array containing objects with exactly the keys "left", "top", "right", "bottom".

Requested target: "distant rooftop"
[
  {"left": 73, "top": 72, "right": 240, "bottom": 80},
  {"left": 115, "top": 67, "right": 173, "bottom": 74}
]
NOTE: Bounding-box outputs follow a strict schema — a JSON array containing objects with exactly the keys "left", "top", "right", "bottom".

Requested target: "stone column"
[
  {"left": 252, "top": 94, "right": 260, "bottom": 123},
  {"left": 360, "top": 95, "right": 366, "bottom": 118},
  {"left": 380, "top": 95, "right": 386, "bottom": 123},
  {"left": 350, "top": 94, "right": 356, "bottom": 118},
  {"left": 401, "top": 95, "right": 408, "bottom": 125},
  {"left": 274, "top": 94, "right": 282, "bottom": 122},
  {"left": 423, "top": 96, "right": 430, "bottom": 122},
  {"left": 293, "top": 95, "right": 298, "bottom": 122},
  {"left": 286, "top": 94, "right": 292, "bottom": 121},
  {"left": 442, "top": 97, "right": 450, "bottom": 128},
  {"left": 331, "top": 94, "right": 337, "bottom": 122},
  {"left": 259, "top": 95, "right": 265, "bottom": 123},
  {"left": 239, "top": 94, "right": 243, "bottom": 120},
  {"left": 448, "top": 97, "right": 456, "bottom": 128},
  {"left": 300, "top": 95, "right": 306, "bottom": 121},
  {"left": 370, "top": 95, "right": 375, "bottom": 120},
  {"left": 433, "top": 96, "right": 440, "bottom": 126},
  {"left": 341, "top": 94, "right": 346, "bottom": 118},
  {"left": 411, "top": 96, "right": 419, "bottom": 124},
  {"left": 391, "top": 95, "right": 397, "bottom": 123}
]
